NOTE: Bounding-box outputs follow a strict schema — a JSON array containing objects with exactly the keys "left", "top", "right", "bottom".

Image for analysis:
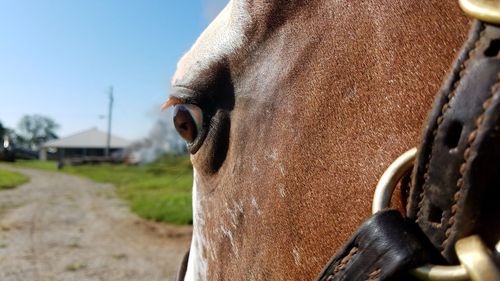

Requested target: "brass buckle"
[
  {"left": 455, "top": 235, "right": 500, "bottom": 281},
  {"left": 409, "top": 235, "right": 500, "bottom": 281},
  {"left": 373, "top": 148, "right": 500, "bottom": 281},
  {"left": 459, "top": 0, "right": 500, "bottom": 24}
]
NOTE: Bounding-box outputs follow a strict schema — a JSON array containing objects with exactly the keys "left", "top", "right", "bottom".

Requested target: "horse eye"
[{"left": 173, "top": 104, "right": 203, "bottom": 143}]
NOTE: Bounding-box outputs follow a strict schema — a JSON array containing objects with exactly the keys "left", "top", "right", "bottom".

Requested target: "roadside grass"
[
  {"left": 10, "top": 155, "right": 193, "bottom": 225},
  {"left": 8, "top": 159, "right": 58, "bottom": 171},
  {"left": 0, "top": 169, "right": 29, "bottom": 190}
]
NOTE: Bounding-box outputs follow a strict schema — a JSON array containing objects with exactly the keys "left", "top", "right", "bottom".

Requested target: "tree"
[
  {"left": 0, "top": 121, "right": 16, "bottom": 140},
  {"left": 0, "top": 121, "right": 5, "bottom": 138},
  {"left": 17, "top": 114, "right": 59, "bottom": 150}
]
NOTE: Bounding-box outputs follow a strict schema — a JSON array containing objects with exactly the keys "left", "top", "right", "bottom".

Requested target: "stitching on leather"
[
  {"left": 442, "top": 73, "right": 500, "bottom": 252},
  {"left": 415, "top": 24, "right": 485, "bottom": 224},
  {"left": 329, "top": 247, "right": 358, "bottom": 277},
  {"left": 366, "top": 268, "right": 381, "bottom": 281}
]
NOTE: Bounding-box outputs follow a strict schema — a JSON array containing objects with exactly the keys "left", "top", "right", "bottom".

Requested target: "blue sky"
[{"left": 0, "top": 0, "right": 226, "bottom": 141}]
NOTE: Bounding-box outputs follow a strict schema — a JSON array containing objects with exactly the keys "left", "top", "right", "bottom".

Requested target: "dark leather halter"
[
  {"left": 316, "top": 2, "right": 500, "bottom": 280},
  {"left": 176, "top": 1, "right": 500, "bottom": 280}
]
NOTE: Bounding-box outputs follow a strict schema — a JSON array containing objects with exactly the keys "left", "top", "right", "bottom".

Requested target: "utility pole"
[{"left": 105, "top": 86, "right": 114, "bottom": 158}]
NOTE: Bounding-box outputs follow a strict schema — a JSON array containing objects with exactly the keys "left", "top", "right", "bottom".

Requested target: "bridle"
[
  {"left": 373, "top": 148, "right": 498, "bottom": 280},
  {"left": 316, "top": 1, "right": 500, "bottom": 280}
]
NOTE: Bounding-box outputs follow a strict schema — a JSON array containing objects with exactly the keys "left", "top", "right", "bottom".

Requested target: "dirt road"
[{"left": 0, "top": 166, "right": 191, "bottom": 281}]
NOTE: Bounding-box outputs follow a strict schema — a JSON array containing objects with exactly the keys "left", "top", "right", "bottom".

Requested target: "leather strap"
[
  {"left": 408, "top": 20, "right": 500, "bottom": 263},
  {"left": 315, "top": 210, "right": 442, "bottom": 281}
]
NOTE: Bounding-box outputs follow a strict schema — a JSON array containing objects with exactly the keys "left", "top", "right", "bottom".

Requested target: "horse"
[{"left": 165, "top": 1, "right": 478, "bottom": 280}]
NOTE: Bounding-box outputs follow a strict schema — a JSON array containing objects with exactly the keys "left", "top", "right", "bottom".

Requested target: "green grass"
[
  {"left": 10, "top": 155, "right": 193, "bottom": 224},
  {"left": 9, "top": 159, "right": 58, "bottom": 171},
  {"left": 0, "top": 169, "right": 29, "bottom": 190}
]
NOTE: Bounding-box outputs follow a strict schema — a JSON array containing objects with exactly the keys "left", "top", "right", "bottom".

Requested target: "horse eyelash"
[{"left": 160, "top": 96, "right": 183, "bottom": 111}]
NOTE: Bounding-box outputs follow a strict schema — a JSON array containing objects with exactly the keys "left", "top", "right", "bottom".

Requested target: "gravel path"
[{"left": 0, "top": 165, "right": 191, "bottom": 281}]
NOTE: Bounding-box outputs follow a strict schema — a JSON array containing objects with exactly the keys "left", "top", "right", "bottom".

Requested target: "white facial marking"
[
  {"left": 235, "top": 200, "right": 244, "bottom": 213},
  {"left": 227, "top": 207, "right": 238, "bottom": 229},
  {"left": 251, "top": 196, "right": 262, "bottom": 215},
  {"left": 184, "top": 168, "right": 207, "bottom": 281},
  {"left": 226, "top": 200, "right": 244, "bottom": 229},
  {"left": 278, "top": 163, "right": 285, "bottom": 176},
  {"left": 220, "top": 224, "right": 239, "bottom": 257},
  {"left": 278, "top": 183, "right": 286, "bottom": 198},
  {"left": 292, "top": 246, "right": 301, "bottom": 266},
  {"left": 173, "top": 0, "right": 250, "bottom": 84}
]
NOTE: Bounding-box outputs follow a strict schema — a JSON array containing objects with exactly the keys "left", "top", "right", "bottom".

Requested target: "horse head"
[{"left": 167, "top": 1, "right": 470, "bottom": 279}]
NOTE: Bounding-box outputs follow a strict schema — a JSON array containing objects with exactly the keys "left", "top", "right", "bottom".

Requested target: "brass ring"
[
  {"left": 372, "top": 147, "right": 416, "bottom": 214},
  {"left": 459, "top": 0, "right": 500, "bottom": 24},
  {"left": 372, "top": 147, "right": 470, "bottom": 281}
]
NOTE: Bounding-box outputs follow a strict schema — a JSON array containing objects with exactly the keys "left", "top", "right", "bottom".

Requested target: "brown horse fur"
[{"left": 169, "top": 1, "right": 471, "bottom": 280}]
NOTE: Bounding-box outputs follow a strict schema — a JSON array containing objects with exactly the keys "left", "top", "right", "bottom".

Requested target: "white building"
[{"left": 40, "top": 128, "right": 130, "bottom": 161}]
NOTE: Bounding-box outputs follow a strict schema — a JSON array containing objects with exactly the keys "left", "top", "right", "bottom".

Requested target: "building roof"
[{"left": 43, "top": 128, "right": 131, "bottom": 149}]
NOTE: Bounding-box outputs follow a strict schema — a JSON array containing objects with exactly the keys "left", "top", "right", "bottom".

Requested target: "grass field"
[
  {"left": 10, "top": 155, "right": 193, "bottom": 225},
  {"left": 0, "top": 169, "right": 29, "bottom": 190}
]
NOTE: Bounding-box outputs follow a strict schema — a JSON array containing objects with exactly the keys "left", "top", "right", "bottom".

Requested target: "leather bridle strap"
[
  {"left": 316, "top": 16, "right": 500, "bottom": 281},
  {"left": 316, "top": 210, "right": 442, "bottom": 281},
  {"left": 407, "top": 19, "right": 500, "bottom": 264}
]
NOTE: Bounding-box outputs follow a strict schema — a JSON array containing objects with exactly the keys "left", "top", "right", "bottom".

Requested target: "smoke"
[
  {"left": 125, "top": 109, "right": 186, "bottom": 164},
  {"left": 201, "top": 0, "right": 228, "bottom": 22}
]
